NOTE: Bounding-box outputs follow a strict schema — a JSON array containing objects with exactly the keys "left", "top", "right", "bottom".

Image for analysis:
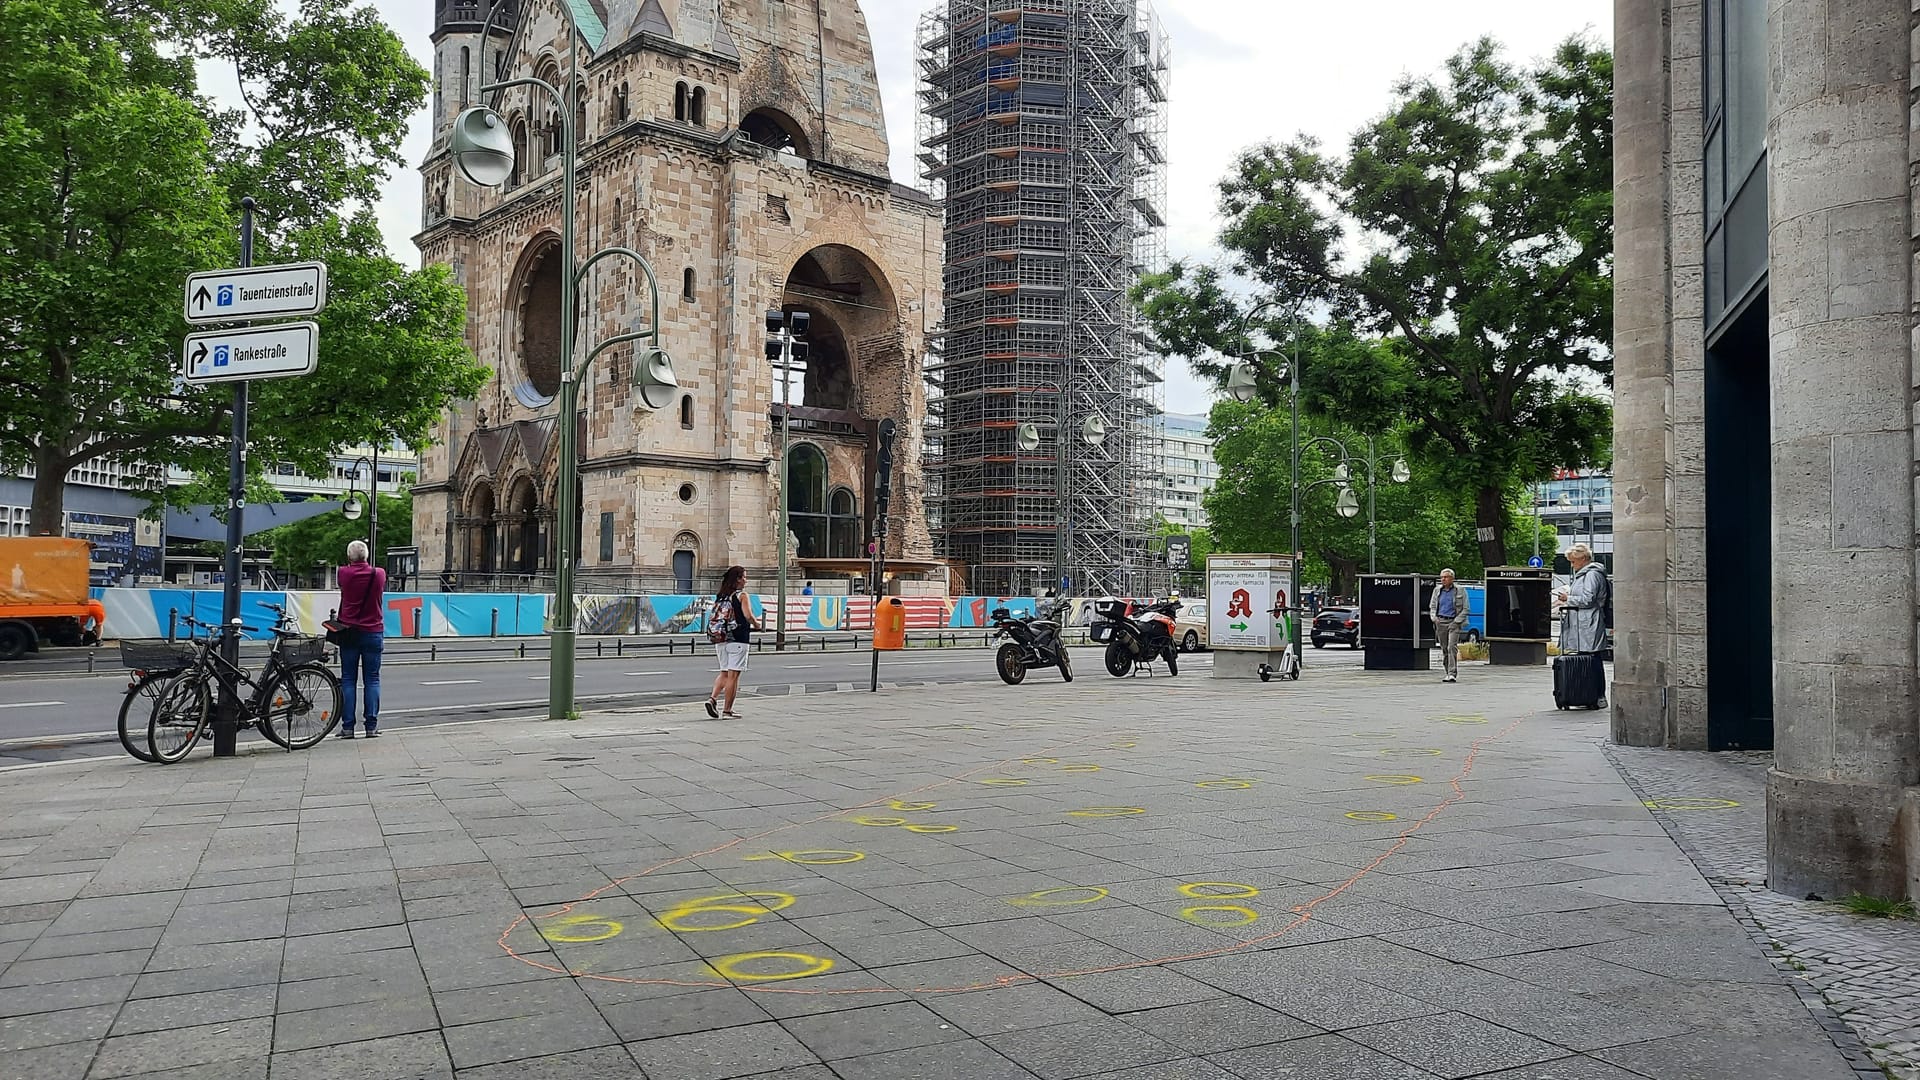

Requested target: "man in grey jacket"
[
  {"left": 1557, "top": 543, "right": 1609, "bottom": 655},
  {"left": 1428, "top": 568, "right": 1469, "bottom": 682}
]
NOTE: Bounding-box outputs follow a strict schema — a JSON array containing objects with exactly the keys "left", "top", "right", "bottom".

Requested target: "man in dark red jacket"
[{"left": 335, "top": 540, "right": 387, "bottom": 738}]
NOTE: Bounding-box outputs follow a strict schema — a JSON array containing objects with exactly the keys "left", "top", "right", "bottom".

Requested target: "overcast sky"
[{"left": 363, "top": 0, "right": 1612, "bottom": 416}]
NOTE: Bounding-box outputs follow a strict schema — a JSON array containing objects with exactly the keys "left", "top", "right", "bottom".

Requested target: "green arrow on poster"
[{"left": 1231, "top": 622, "right": 1249, "bottom": 631}]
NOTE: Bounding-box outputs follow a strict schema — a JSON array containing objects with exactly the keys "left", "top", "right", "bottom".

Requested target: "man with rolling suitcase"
[{"left": 1553, "top": 543, "right": 1609, "bottom": 710}]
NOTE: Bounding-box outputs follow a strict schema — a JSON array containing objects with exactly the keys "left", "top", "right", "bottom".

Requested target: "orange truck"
[{"left": 0, "top": 537, "right": 107, "bottom": 660}]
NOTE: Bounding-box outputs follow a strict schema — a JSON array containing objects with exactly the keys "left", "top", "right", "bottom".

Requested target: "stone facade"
[
  {"left": 1614, "top": 0, "right": 1920, "bottom": 900},
  {"left": 413, "top": 0, "right": 941, "bottom": 592}
]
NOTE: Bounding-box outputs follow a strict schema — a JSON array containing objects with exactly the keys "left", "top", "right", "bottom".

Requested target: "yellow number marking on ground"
[
  {"left": 705, "top": 951, "right": 835, "bottom": 982},
  {"left": 1006, "top": 886, "right": 1109, "bottom": 908},
  {"left": 537, "top": 915, "right": 625, "bottom": 943},
  {"left": 1180, "top": 905, "right": 1259, "bottom": 928},
  {"left": 1178, "top": 882, "right": 1259, "bottom": 899}
]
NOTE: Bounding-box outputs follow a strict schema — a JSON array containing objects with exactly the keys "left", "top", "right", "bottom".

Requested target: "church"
[{"left": 411, "top": 0, "right": 941, "bottom": 594}]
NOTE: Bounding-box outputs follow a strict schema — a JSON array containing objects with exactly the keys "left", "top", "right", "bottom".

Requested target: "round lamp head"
[
  {"left": 1080, "top": 414, "right": 1109, "bottom": 447},
  {"left": 342, "top": 494, "right": 365, "bottom": 522},
  {"left": 1391, "top": 458, "right": 1411, "bottom": 484},
  {"left": 1014, "top": 422, "right": 1042, "bottom": 453},
  {"left": 634, "top": 347, "right": 680, "bottom": 411},
  {"left": 450, "top": 106, "right": 516, "bottom": 187},
  {"left": 1332, "top": 462, "right": 1350, "bottom": 483},
  {"left": 1335, "top": 487, "right": 1360, "bottom": 519},
  {"left": 1225, "top": 362, "right": 1260, "bottom": 403}
]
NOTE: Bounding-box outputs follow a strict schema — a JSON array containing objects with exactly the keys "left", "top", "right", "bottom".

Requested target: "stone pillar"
[
  {"left": 1611, "top": 0, "right": 1674, "bottom": 747},
  {"left": 1766, "top": 0, "right": 1920, "bottom": 899}
]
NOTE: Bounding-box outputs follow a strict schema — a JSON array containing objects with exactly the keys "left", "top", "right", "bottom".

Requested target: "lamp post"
[
  {"left": 451, "top": 3, "right": 676, "bottom": 720},
  {"left": 340, "top": 450, "right": 379, "bottom": 557},
  {"left": 1224, "top": 298, "right": 1304, "bottom": 665},
  {"left": 766, "top": 310, "right": 810, "bottom": 651},
  {"left": 1014, "top": 406, "right": 1108, "bottom": 593}
]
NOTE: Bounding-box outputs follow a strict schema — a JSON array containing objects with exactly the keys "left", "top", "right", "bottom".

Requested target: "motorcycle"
[
  {"left": 1092, "top": 597, "right": 1181, "bottom": 678},
  {"left": 990, "top": 600, "right": 1075, "bottom": 685}
]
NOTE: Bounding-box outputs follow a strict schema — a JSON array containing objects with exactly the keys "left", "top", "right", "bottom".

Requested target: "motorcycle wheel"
[
  {"left": 1103, "top": 642, "right": 1132, "bottom": 678},
  {"left": 1162, "top": 646, "right": 1179, "bottom": 676},
  {"left": 1058, "top": 648, "right": 1074, "bottom": 682},
  {"left": 996, "top": 644, "right": 1027, "bottom": 685}
]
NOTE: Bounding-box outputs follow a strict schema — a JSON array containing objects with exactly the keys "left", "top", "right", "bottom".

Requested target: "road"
[{"left": 0, "top": 643, "right": 1370, "bottom": 766}]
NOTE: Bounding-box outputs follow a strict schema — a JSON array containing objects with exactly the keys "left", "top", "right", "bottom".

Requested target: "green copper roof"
[{"left": 565, "top": 0, "right": 606, "bottom": 50}]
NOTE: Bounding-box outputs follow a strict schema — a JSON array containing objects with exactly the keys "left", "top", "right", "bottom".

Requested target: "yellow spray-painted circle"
[
  {"left": 850, "top": 816, "right": 909, "bottom": 827},
  {"left": 706, "top": 951, "right": 835, "bottom": 982},
  {"left": 1378, "top": 748, "right": 1444, "bottom": 758},
  {"left": 1439, "top": 715, "right": 1488, "bottom": 725},
  {"left": 1108, "top": 741, "right": 1138, "bottom": 749},
  {"left": 1344, "top": 810, "right": 1400, "bottom": 823},
  {"left": 537, "top": 915, "right": 625, "bottom": 943},
  {"left": 1061, "top": 764, "right": 1102, "bottom": 773},
  {"left": 1364, "top": 774, "right": 1424, "bottom": 785},
  {"left": 903, "top": 823, "right": 959, "bottom": 833},
  {"left": 1195, "top": 778, "right": 1258, "bottom": 790},
  {"left": 1006, "top": 886, "right": 1109, "bottom": 908},
  {"left": 1021, "top": 758, "right": 1059, "bottom": 765},
  {"left": 1178, "top": 881, "right": 1259, "bottom": 899},
  {"left": 1065, "top": 807, "right": 1145, "bottom": 818},
  {"left": 655, "top": 891, "right": 796, "bottom": 933},
  {"left": 1180, "top": 905, "right": 1259, "bottom": 928},
  {"left": 1347, "top": 732, "right": 1397, "bottom": 739},
  {"left": 889, "top": 800, "right": 935, "bottom": 812},
  {"left": 1643, "top": 797, "right": 1741, "bottom": 811},
  {"left": 745, "top": 850, "right": 866, "bottom": 865},
  {"left": 979, "top": 778, "right": 1030, "bottom": 786}
]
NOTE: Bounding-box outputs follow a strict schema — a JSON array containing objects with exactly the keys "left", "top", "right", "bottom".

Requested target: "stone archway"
[
  {"left": 508, "top": 236, "right": 565, "bottom": 407},
  {"left": 464, "top": 482, "right": 497, "bottom": 572},
  {"left": 503, "top": 474, "right": 541, "bottom": 573}
]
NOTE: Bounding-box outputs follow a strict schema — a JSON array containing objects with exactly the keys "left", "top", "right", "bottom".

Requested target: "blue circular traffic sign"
[{"left": 1527, "top": 555, "right": 1545, "bottom": 568}]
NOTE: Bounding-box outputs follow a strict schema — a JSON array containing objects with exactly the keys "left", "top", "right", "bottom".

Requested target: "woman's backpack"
[{"left": 707, "top": 594, "right": 736, "bottom": 643}]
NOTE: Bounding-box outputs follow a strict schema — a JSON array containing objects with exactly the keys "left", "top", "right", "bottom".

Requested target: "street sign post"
[
  {"left": 182, "top": 322, "right": 320, "bottom": 384},
  {"left": 185, "top": 262, "right": 327, "bottom": 324}
]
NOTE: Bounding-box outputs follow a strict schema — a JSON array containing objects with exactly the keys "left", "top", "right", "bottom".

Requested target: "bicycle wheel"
[
  {"left": 148, "top": 673, "right": 211, "bottom": 763},
  {"left": 258, "top": 664, "right": 342, "bottom": 750},
  {"left": 117, "top": 671, "right": 178, "bottom": 762}
]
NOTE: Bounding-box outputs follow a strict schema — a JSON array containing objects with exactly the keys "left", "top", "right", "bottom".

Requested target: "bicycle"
[
  {"left": 1257, "top": 605, "right": 1303, "bottom": 682},
  {"left": 124, "top": 604, "right": 343, "bottom": 763}
]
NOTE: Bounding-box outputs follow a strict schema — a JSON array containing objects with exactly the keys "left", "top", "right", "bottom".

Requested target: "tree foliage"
[
  {"left": 1138, "top": 37, "right": 1613, "bottom": 567},
  {"left": 0, "top": 0, "right": 485, "bottom": 534},
  {"left": 1201, "top": 400, "right": 1550, "bottom": 597}
]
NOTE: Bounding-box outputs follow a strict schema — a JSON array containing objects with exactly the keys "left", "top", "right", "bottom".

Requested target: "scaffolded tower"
[{"left": 919, "top": 0, "right": 1170, "bottom": 597}]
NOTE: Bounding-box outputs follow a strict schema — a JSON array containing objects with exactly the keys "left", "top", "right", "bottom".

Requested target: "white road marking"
[
  {"left": 0, "top": 701, "right": 63, "bottom": 709},
  {"left": 526, "top": 675, "right": 550, "bottom": 681},
  {"left": 421, "top": 679, "right": 481, "bottom": 686},
  {"left": 622, "top": 671, "right": 669, "bottom": 677}
]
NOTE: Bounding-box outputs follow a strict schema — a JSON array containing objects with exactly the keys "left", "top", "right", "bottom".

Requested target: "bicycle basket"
[
  {"left": 119, "top": 639, "right": 197, "bottom": 672},
  {"left": 279, "top": 636, "right": 329, "bottom": 666}
]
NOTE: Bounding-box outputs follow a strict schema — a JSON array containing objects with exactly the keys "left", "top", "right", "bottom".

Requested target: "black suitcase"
[{"left": 1553, "top": 653, "right": 1606, "bottom": 710}]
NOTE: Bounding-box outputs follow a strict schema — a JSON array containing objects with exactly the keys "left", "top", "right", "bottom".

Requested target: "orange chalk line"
[{"left": 497, "top": 717, "right": 1524, "bottom": 995}]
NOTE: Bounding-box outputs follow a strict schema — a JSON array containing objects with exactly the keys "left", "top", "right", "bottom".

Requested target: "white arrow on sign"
[
  {"left": 184, "top": 262, "right": 327, "bottom": 324},
  {"left": 182, "top": 322, "right": 319, "bottom": 384}
]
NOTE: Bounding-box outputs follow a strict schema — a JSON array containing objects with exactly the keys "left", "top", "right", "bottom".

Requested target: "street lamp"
[
  {"left": 1224, "top": 298, "right": 1306, "bottom": 666},
  {"left": 340, "top": 452, "right": 379, "bottom": 558},
  {"left": 767, "top": 309, "right": 811, "bottom": 651},
  {"left": 452, "top": 3, "right": 677, "bottom": 720},
  {"left": 1014, "top": 384, "right": 1108, "bottom": 595},
  {"left": 1300, "top": 433, "right": 1411, "bottom": 574}
]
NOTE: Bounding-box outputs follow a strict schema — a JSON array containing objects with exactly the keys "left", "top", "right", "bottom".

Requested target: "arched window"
[
  {"left": 613, "top": 196, "right": 621, "bottom": 224},
  {"left": 614, "top": 81, "right": 629, "bottom": 122},
  {"left": 741, "top": 108, "right": 811, "bottom": 157},
  {"left": 460, "top": 46, "right": 470, "bottom": 105},
  {"left": 690, "top": 86, "right": 707, "bottom": 127},
  {"left": 680, "top": 394, "right": 694, "bottom": 429},
  {"left": 786, "top": 445, "right": 829, "bottom": 558},
  {"left": 829, "top": 487, "right": 858, "bottom": 558},
  {"left": 544, "top": 108, "right": 561, "bottom": 158},
  {"left": 674, "top": 81, "right": 689, "bottom": 122},
  {"left": 682, "top": 267, "right": 696, "bottom": 301},
  {"left": 507, "top": 115, "right": 529, "bottom": 187},
  {"left": 575, "top": 84, "right": 587, "bottom": 146}
]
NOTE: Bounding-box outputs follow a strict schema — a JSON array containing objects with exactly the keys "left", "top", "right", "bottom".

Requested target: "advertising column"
[{"left": 1205, "top": 554, "right": 1295, "bottom": 679}]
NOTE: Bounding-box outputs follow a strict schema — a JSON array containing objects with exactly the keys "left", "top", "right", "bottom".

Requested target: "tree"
[
  {"left": 1201, "top": 399, "right": 1546, "bottom": 596},
  {"left": 0, "top": 0, "right": 486, "bottom": 535},
  {"left": 1138, "top": 37, "right": 1613, "bottom": 567}
]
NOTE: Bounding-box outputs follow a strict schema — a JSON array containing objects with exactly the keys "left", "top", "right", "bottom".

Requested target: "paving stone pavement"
[
  {"left": 0, "top": 661, "right": 1872, "bottom": 1079},
  {"left": 1608, "top": 743, "right": 1920, "bottom": 1080}
]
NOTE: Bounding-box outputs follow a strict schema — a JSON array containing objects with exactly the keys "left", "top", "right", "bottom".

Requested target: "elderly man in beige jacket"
[{"left": 1428, "top": 568, "right": 1469, "bottom": 682}]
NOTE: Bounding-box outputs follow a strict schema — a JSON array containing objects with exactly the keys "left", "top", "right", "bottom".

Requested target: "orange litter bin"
[{"left": 872, "top": 597, "right": 907, "bottom": 651}]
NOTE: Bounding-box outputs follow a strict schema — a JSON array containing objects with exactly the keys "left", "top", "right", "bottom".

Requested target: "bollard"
[
  {"left": 491, "top": 608, "right": 499, "bottom": 638},
  {"left": 87, "top": 650, "right": 94, "bottom": 674},
  {"left": 430, "top": 643, "right": 438, "bottom": 662},
  {"left": 518, "top": 641, "right": 525, "bottom": 659},
  {"left": 617, "top": 639, "right": 624, "bottom": 657},
  {"left": 595, "top": 640, "right": 602, "bottom": 658},
  {"left": 167, "top": 608, "right": 178, "bottom": 643}
]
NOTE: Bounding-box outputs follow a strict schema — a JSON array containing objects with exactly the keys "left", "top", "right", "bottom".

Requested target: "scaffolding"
[{"left": 919, "top": 0, "right": 1170, "bottom": 597}]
